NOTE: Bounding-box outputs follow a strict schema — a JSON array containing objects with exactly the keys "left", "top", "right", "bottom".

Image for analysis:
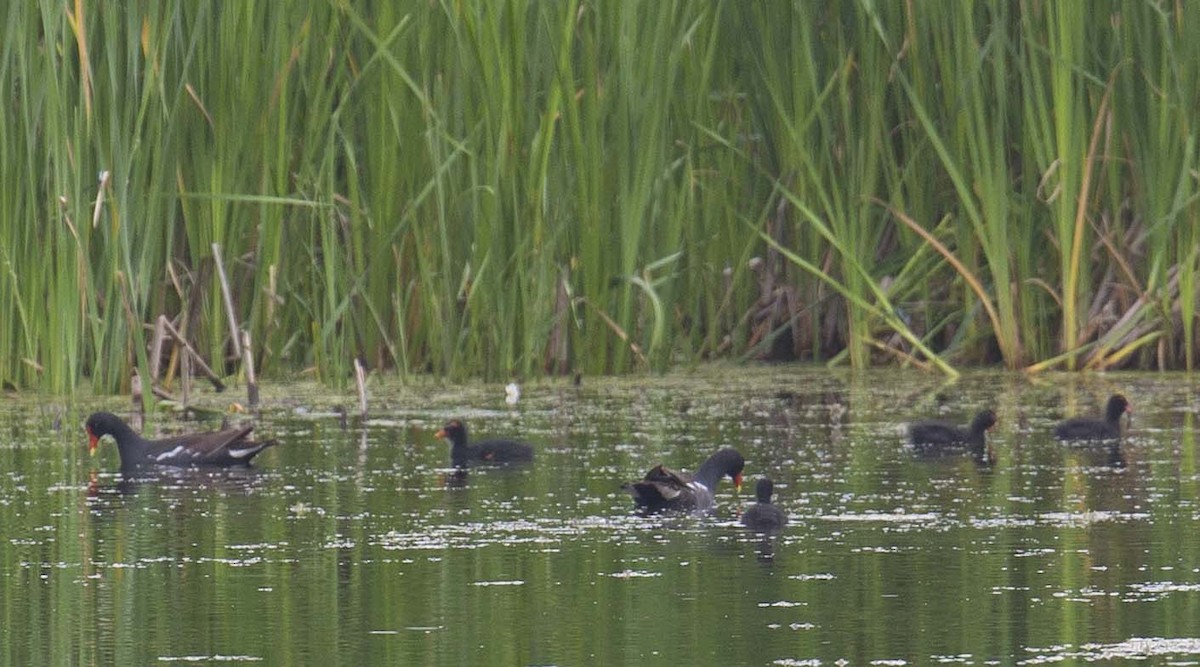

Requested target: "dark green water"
[{"left": 3, "top": 367, "right": 1200, "bottom": 665}]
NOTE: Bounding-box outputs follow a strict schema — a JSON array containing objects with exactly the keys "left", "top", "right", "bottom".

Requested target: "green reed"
[{"left": 0, "top": 1, "right": 1198, "bottom": 393}]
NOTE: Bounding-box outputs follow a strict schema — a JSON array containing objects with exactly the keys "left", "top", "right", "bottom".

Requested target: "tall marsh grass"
[{"left": 1, "top": 1, "right": 1198, "bottom": 392}]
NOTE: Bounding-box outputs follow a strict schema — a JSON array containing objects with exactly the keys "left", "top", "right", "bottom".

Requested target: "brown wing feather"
[
  {"left": 642, "top": 464, "right": 692, "bottom": 486},
  {"left": 142, "top": 425, "right": 272, "bottom": 464},
  {"left": 624, "top": 464, "right": 702, "bottom": 511}
]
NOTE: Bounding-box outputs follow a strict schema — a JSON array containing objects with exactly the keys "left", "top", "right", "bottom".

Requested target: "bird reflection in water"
[{"left": 442, "top": 467, "right": 470, "bottom": 488}]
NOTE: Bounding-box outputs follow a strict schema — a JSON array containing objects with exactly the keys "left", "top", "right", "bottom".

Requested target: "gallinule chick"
[
  {"left": 741, "top": 477, "right": 788, "bottom": 532},
  {"left": 623, "top": 447, "right": 745, "bottom": 513},
  {"left": 908, "top": 409, "right": 997, "bottom": 457},
  {"left": 85, "top": 411, "right": 277, "bottom": 471},
  {"left": 435, "top": 419, "right": 533, "bottom": 468},
  {"left": 1054, "top": 394, "right": 1131, "bottom": 441}
]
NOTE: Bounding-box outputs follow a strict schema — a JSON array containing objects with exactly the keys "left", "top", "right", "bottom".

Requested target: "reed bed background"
[{"left": 1, "top": 1, "right": 1197, "bottom": 394}]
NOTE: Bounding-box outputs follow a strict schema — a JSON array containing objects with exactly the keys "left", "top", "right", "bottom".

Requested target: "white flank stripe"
[{"left": 156, "top": 446, "right": 186, "bottom": 462}]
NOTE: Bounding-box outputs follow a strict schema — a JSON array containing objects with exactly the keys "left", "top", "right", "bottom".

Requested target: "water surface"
[{"left": 2, "top": 367, "right": 1199, "bottom": 665}]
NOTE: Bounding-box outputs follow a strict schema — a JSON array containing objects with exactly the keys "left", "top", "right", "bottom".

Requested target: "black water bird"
[
  {"left": 1054, "top": 394, "right": 1131, "bottom": 441},
  {"left": 85, "top": 411, "right": 277, "bottom": 471},
  {"left": 435, "top": 419, "right": 534, "bottom": 468},
  {"left": 741, "top": 477, "right": 788, "bottom": 532},
  {"left": 623, "top": 448, "right": 745, "bottom": 513},
  {"left": 908, "top": 409, "right": 998, "bottom": 461}
]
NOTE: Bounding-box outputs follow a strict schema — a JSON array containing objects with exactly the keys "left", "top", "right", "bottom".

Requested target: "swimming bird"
[
  {"left": 85, "top": 411, "right": 278, "bottom": 471},
  {"left": 1054, "top": 394, "right": 1131, "bottom": 441},
  {"left": 741, "top": 477, "right": 788, "bottom": 532},
  {"left": 435, "top": 419, "right": 534, "bottom": 468},
  {"left": 623, "top": 447, "right": 745, "bottom": 513},
  {"left": 908, "top": 409, "right": 997, "bottom": 460}
]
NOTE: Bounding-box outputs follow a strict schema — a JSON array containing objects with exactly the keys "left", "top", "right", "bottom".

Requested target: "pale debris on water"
[
  {"left": 1037, "top": 510, "right": 1150, "bottom": 527},
  {"left": 156, "top": 656, "right": 263, "bottom": 663},
  {"left": 1018, "top": 637, "right": 1200, "bottom": 664},
  {"left": 604, "top": 569, "right": 662, "bottom": 579}
]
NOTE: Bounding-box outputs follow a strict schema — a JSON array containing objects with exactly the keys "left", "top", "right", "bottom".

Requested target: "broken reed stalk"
[
  {"left": 241, "top": 329, "right": 259, "bottom": 408},
  {"left": 130, "top": 373, "right": 145, "bottom": 431},
  {"left": 211, "top": 243, "right": 243, "bottom": 359},
  {"left": 149, "top": 315, "right": 167, "bottom": 382},
  {"left": 546, "top": 268, "right": 570, "bottom": 374},
  {"left": 92, "top": 171, "right": 110, "bottom": 228},
  {"left": 181, "top": 348, "right": 191, "bottom": 407},
  {"left": 159, "top": 317, "right": 226, "bottom": 392},
  {"left": 131, "top": 372, "right": 143, "bottom": 413},
  {"left": 353, "top": 358, "right": 368, "bottom": 418}
]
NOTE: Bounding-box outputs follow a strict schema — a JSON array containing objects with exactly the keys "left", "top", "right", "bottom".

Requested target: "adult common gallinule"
[
  {"left": 623, "top": 447, "right": 745, "bottom": 513},
  {"left": 741, "top": 477, "right": 788, "bottom": 532},
  {"left": 85, "top": 411, "right": 278, "bottom": 470},
  {"left": 908, "top": 409, "right": 997, "bottom": 458},
  {"left": 435, "top": 419, "right": 534, "bottom": 468},
  {"left": 1054, "top": 394, "right": 1130, "bottom": 441}
]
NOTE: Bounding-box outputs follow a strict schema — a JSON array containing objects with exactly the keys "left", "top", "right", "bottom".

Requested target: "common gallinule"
[
  {"left": 1054, "top": 394, "right": 1130, "bottom": 441},
  {"left": 435, "top": 419, "right": 533, "bottom": 468},
  {"left": 908, "top": 409, "right": 997, "bottom": 458},
  {"left": 623, "top": 447, "right": 745, "bottom": 513},
  {"left": 741, "top": 477, "right": 788, "bottom": 532},
  {"left": 85, "top": 411, "right": 278, "bottom": 470}
]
